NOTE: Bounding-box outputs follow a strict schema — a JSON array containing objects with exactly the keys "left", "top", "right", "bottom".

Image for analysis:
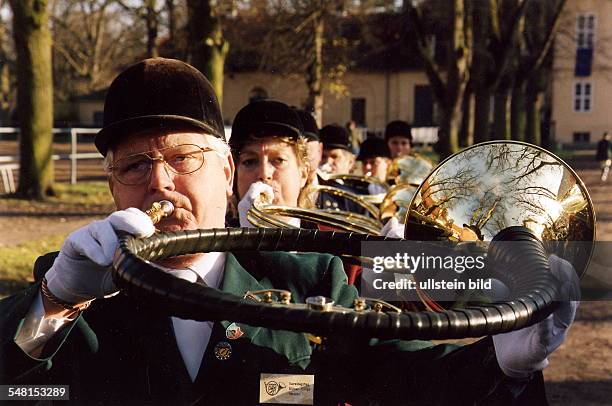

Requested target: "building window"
[
  {"left": 351, "top": 98, "right": 366, "bottom": 126},
  {"left": 573, "top": 82, "right": 592, "bottom": 112},
  {"left": 572, "top": 132, "right": 590, "bottom": 143},
  {"left": 576, "top": 13, "right": 595, "bottom": 49}
]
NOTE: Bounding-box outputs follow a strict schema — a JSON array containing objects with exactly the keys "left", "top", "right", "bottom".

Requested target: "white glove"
[
  {"left": 381, "top": 217, "right": 405, "bottom": 238},
  {"left": 237, "top": 181, "right": 274, "bottom": 228},
  {"left": 493, "top": 255, "right": 580, "bottom": 378},
  {"left": 45, "top": 208, "right": 156, "bottom": 304}
]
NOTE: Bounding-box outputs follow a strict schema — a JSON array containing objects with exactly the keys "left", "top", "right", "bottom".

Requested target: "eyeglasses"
[{"left": 109, "top": 144, "right": 215, "bottom": 185}]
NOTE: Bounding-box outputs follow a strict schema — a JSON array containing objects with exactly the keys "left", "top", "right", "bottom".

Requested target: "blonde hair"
[{"left": 232, "top": 135, "right": 315, "bottom": 209}]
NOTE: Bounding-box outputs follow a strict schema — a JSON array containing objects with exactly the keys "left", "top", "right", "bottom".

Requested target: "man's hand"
[
  {"left": 237, "top": 181, "right": 274, "bottom": 228},
  {"left": 45, "top": 208, "right": 156, "bottom": 307},
  {"left": 493, "top": 255, "right": 580, "bottom": 378}
]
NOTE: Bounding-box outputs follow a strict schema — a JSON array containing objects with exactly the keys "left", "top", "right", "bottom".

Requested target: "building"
[
  {"left": 223, "top": 70, "right": 434, "bottom": 133},
  {"left": 552, "top": 0, "right": 612, "bottom": 146}
]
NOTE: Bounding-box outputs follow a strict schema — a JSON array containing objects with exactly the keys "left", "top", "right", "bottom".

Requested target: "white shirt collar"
[{"left": 160, "top": 252, "right": 226, "bottom": 289}]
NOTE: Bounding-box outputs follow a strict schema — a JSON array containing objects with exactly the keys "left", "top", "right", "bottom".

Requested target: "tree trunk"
[
  {"left": 525, "top": 78, "right": 541, "bottom": 145},
  {"left": 437, "top": 103, "right": 462, "bottom": 159},
  {"left": 166, "top": 0, "right": 176, "bottom": 46},
  {"left": 474, "top": 85, "right": 491, "bottom": 143},
  {"left": 186, "top": 0, "right": 229, "bottom": 106},
  {"left": 9, "top": 0, "right": 54, "bottom": 199},
  {"left": 510, "top": 82, "right": 525, "bottom": 141},
  {"left": 459, "top": 85, "right": 473, "bottom": 147},
  {"left": 493, "top": 85, "right": 510, "bottom": 140},
  {"left": 305, "top": 8, "right": 324, "bottom": 126},
  {"left": 146, "top": 0, "right": 159, "bottom": 58},
  {"left": 471, "top": 0, "right": 490, "bottom": 144}
]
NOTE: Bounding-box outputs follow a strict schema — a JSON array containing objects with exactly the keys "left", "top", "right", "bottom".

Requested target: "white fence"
[{"left": 0, "top": 127, "right": 102, "bottom": 193}]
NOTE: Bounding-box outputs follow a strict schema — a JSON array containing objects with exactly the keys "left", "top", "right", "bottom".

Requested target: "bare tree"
[
  {"left": 404, "top": 0, "right": 472, "bottom": 158},
  {"left": 9, "top": 0, "right": 55, "bottom": 199},
  {"left": 186, "top": 0, "right": 230, "bottom": 105},
  {"left": 116, "top": 0, "right": 167, "bottom": 58},
  {"left": 0, "top": 12, "right": 15, "bottom": 125},
  {"left": 511, "top": 0, "right": 566, "bottom": 145},
  {"left": 51, "top": 0, "right": 142, "bottom": 99},
  {"left": 252, "top": 0, "right": 353, "bottom": 125}
]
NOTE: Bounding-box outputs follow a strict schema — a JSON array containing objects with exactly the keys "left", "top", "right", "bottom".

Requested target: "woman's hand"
[{"left": 237, "top": 181, "right": 275, "bottom": 227}]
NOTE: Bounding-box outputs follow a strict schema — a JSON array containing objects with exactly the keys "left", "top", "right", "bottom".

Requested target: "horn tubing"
[{"left": 112, "top": 227, "right": 559, "bottom": 340}]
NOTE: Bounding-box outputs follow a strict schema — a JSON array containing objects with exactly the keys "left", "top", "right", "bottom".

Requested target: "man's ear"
[
  {"left": 225, "top": 153, "right": 235, "bottom": 198},
  {"left": 349, "top": 153, "right": 356, "bottom": 171}
]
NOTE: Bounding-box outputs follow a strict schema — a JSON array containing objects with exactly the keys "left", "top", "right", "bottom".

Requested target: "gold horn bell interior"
[{"left": 405, "top": 141, "right": 595, "bottom": 278}]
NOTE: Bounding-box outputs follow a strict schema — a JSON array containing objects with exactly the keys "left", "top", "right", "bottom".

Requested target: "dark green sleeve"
[{"left": 0, "top": 283, "right": 84, "bottom": 384}]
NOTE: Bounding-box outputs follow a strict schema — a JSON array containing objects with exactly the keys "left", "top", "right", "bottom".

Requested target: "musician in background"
[
  {"left": 357, "top": 137, "right": 392, "bottom": 195},
  {"left": 385, "top": 120, "right": 413, "bottom": 158},
  {"left": 229, "top": 99, "right": 312, "bottom": 227},
  {"left": 0, "top": 58, "right": 578, "bottom": 405},
  {"left": 320, "top": 124, "right": 356, "bottom": 176}
]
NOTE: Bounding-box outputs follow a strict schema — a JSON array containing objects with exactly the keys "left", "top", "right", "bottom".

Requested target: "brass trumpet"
[{"left": 146, "top": 200, "right": 175, "bottom": 226}]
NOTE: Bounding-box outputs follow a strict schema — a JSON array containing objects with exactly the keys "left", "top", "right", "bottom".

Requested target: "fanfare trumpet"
[
  {"left": 146, "top": 200, "right": 174, "bottom": 225},
  {"left": 111, "top": 141, "right": 594, "bottom": 341}
]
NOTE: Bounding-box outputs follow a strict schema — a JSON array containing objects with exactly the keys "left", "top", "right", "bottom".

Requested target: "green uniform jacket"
[{"left": 0, "top": 251, "right": 546, "bottom": 405}]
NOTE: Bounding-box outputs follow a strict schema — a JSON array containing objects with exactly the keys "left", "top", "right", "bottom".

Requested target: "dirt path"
[{"left": 543, "top": 158, "right": 612, "bottom": 405}]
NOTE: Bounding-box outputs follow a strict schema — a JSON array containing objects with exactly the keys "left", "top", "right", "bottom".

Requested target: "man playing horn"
[{"left": 0, "top": 58, "right": 577, "bottom": 405}]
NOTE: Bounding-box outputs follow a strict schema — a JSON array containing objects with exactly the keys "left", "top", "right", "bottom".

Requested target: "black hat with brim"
[
  {"left": 230, "top": 100, "right": 303, "bottom": 150},
  {"left": 320, "top": 124, "right": 351, "bottom": 151},
  {"left": 357, "top": 137, "right": 391, "bottom": 161},
  {"left": 384, "top": 120, "right": 413, "bottom": 142},
  {"left": 293, "top": 108, "right": 320, "bottom": 142},
  {"left": 95, "top": 58, "right": 225, "bottom": 156}
]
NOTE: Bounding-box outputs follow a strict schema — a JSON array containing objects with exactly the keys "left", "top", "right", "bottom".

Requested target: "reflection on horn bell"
[{"left": 405, "top": 141, "right": 595, "bottom": 278}]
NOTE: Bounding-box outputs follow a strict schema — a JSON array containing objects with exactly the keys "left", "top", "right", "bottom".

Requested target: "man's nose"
[{"left": 148, "top": 160, "right": 175, "bottom": 192}]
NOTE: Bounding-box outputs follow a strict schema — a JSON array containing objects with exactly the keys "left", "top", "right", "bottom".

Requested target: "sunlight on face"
[
  {"left": 109, "top": 131, "right": 233, "bottom": 232},
  {"left": 362, "top": 156, "right": 390, "bottom": 182},
  {"left": 387, "top": 136, "right": 412, "bottom": 158},
  {"left": 322, "top": 148, "right": 355, "bottom": 174},
  {"left": 236, "top": 138, "right": 308, "bottom": 207}
]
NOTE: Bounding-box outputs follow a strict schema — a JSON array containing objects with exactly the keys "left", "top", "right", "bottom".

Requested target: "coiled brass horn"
[{"left": 110, "top": 140, "right": 595, "bottom": 340}]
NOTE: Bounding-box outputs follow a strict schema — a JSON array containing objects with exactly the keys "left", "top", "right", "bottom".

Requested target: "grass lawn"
[
  {"left": 0, "top": 181, "right": 115, "bottom": 297},
  {"left": 1, "top": 181, "right": 113, "bottom": 210},
  {"left": 0, "top": 234, "right": 67, "bottom": 296}
]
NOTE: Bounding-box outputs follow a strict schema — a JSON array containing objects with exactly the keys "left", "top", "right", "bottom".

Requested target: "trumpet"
[{"left": 145, "top": 200, "right": 175, "bottom": 225}]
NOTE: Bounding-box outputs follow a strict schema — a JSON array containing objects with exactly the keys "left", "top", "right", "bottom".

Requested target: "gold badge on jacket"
[
  {"left": 214, "top": 341, "right": 232, "bottom": 360},
  {"left": 226, "top": 322, "right": 244, "bottom": 340}
]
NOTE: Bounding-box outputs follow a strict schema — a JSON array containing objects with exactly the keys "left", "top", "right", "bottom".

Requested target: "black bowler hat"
[
  {"left": 357, "top": 137, "right": 391, "bottom": 161},
  {"left": 95, "top": 58, "right": 225, "bottom": 156},
  {"left": 320, "top": 124, "right": 351, "bottom": 151},
  {"left": 293, "top": 108, "right": 319, "bottom": 141},
  {"left": 384, "top": 120, "right": 413, "bottom": 143},
  {"left": 230, "top": 100, "right": 303, "bottom": 149}
]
